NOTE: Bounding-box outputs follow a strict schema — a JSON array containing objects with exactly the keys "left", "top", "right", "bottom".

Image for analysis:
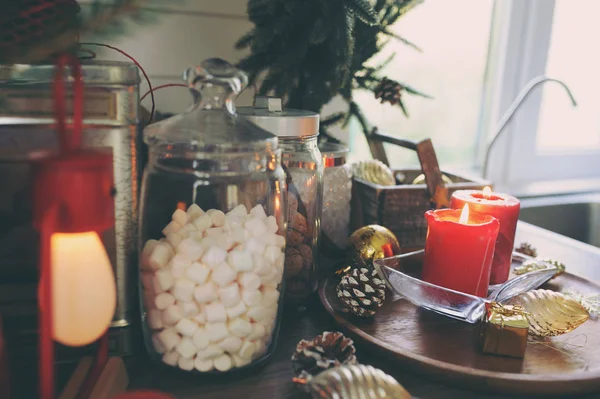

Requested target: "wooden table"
[{"left": 123, "top": 222, "right": 600, "bottom": 398}]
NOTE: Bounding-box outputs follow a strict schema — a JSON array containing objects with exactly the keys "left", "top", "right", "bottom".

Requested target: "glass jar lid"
[
  {"left": 237, "top": 97, "right": 319, "bottom": 138},
  {"left": 143, "top": 58, "right": 277, "bottom": 153}
]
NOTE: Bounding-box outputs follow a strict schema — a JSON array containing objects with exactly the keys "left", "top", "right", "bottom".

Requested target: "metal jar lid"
[{"left": 237, "top": 97, "right": 319, "bottom": 138}]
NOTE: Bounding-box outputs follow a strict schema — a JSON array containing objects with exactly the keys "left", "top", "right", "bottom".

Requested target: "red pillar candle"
[
  {"left": 422, "top": 205, "right": 499, "bottom": 297},
  {"left": 450, "top": 187, "right": 520, "bottom": 285}
]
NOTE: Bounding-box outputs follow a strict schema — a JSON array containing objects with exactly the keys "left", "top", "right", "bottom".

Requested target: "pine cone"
[
  {"left": 292, "top": 331, "right": 357, "bottom": 384},
  {"left": 336, "top": 267, "right": 386, "bottom": 317},
  {"left": 374, "top": 77, "right": 403, "bottom": 106},
  {"left": 515, "top": 242, "right": 538, "bottom": 258}
]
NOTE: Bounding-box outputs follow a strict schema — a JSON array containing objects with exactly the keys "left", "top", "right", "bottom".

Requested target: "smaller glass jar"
[
  {"left": 319, "top": 143, "right": 352, "bottom": 254},
  {"left": 238, "top": 99, "right": 323, "bottom": 304},
  {"left": 138, "top": 60, "right": 286, "bottom": 373}
]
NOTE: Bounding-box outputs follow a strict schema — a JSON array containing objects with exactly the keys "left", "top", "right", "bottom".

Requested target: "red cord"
[
  {"left": 80, "top": 42, "right": 155, "bottom": 124},
  {"left": 140, "top": 83, "right": 187, "bottom": 102},
  {"left": 53, "top": 54, "right": 83, "bottom": 151}
]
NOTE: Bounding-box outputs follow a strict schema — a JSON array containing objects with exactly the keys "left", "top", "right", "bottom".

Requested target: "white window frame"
[{"left": 479, "top": 0, "right": 600, "bottom": 196}]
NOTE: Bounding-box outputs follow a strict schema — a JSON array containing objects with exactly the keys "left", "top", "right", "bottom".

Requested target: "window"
[{"left": 354, "top": 0, "right": 600, "bottom": 195}]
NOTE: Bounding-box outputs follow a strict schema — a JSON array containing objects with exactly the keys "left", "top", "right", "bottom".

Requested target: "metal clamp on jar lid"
[{"left": 237, "top": 97, "right": 319, "bottom": 138}]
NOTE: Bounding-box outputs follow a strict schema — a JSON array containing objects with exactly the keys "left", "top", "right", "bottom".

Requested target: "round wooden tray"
[{"left": 319, "top": 271, "right": 600, "bottom": 396}]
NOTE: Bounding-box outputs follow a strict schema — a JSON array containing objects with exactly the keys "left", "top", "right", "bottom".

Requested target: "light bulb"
[{"left": 50, "top": 232, "right": 116, "bottom": 347}]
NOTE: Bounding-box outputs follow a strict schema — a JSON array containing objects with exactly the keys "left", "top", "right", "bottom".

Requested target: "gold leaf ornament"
[
  {"left": 304, "top": 364, "right": 411, "bottom": 399},
  {"left": 352, "top": 160, "right": 395, "bottom": 186},
  {"left": 509, "top": 289, "right": 589, "bottom": 337}
]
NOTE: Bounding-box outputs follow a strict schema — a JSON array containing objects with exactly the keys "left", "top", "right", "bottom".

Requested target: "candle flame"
[
  {"left": 483, "top": 186, "right": 492, "bottom": 199},
  {"left": 459, "top": 204, "right": 470, "bottom": 224}
]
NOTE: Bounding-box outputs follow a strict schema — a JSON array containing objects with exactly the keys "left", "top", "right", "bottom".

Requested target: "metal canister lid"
[{"left": 237, "top": 97, "right": 319, "bottom": 138}]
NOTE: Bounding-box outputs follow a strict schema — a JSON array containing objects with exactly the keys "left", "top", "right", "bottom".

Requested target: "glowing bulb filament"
[
  {"left": 483, "top": 186, "right": 492, "bottom": 199},
  {"left": 459, "top": 204, "right": 470, "bottom": 224}
]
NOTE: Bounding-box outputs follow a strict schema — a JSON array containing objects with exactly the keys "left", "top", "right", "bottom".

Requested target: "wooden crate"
[{"left": 350, "top": 169, "right": 491, "bottom": 250}]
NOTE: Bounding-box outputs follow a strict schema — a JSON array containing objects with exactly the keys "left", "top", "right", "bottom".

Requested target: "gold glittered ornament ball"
[
  {"left": 352, "top": 160, "right": 395, "bottom": 186},
  {"left": 348, "top": 225, "right": 401, "bottom": 270}
]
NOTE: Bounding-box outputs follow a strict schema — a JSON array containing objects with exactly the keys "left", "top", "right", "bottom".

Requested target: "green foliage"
[{"left": 237, "top": 0, "right": 430, "bottom": 143}]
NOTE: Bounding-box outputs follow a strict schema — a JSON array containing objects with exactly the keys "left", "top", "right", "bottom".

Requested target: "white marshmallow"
[
  {"left": 264, "top": 245, "right": 282, "bottom": 265},
  {"left": 232, "top": 354, "right": 251, "bottom": 368},
  {"left": 194, "top": 357, "right": 214, "bottom": 372},
  {"left": 178, "top": 356, "right": 195, "bottom": 371},
  {"left": 165, "top": 232, "right": 183, "bottom": 249},
  {"left": 265, "top": 215, "right": 279, "bottom": 234},
  {"left": 192, "top": 327, "right": 210, "bottom": 350},
  {"left": 177, "top": 238, "right": 204, "bottom": 262},
  {"left": 238, "top": 340, "right": 256, "bottom": 360},
  {"left": 218, "top": 336, "right": 242, "bottom": 353},
  {"left": 207, "top": 209, "right": 225, "bottom": 227},
  {"left": 185, "top": 262, "right": 211, "bottom": 284},
  {"left": 245, "top": 217, "right": 268, "bottom": 237},
  {"left": 193, "top": 213, "right": 213, "bottom": 232},
  {"left": 202, "top": 246, "right": 228, "bottom": 268},
  {"left": 154, "top": 268, "right": 175, "bottom": 292},
  {"left": 180, "top": 223, "right": 197, "bottom": 236},
  {"left": 148, "top": 309, "right": 164, "bottom": 329},
  {"left": 205, "top": 227, "right": 224, "bottom": 237},
  {"left": 194, "top": 282, "right": 217, "bottom": 303},
  {"left": 238, "top": 272, "right": 261, "bottom": 291},
  {"left": 242, "top": 289, "right": 262, "bottom": 307},
  {"left": 245, "top": 237, "right": 266, "bottom": 255},
  {"left": 211, "top": 262, "right": 237, "bottom": 287},
  {"left": 187, "top": 203, "right": 204, "bottom": 219},
  {"left": 226, "top": 300, "right": 247, "bottom": 319},
  {"left": 141, "top": 272, "right": 154, "bottom": 292},
  {"left": 228, "top": 318, "right": 252, "bottom": 338},
  {"left": 140, "top": 240, "right": 159, "bottom": 269},
  {"left": 172, "top": 209, "right": 189, "bottom": 226},
  {"left": 248, "top": 323, "right": 266, "bottom": 340},
  {"left": 215, "top": 234, "right": 236, "bottom": 251},
  {"left": 152, "top": 333, "right": 166, "bottom": 353},
  {"left": 213, "top": 354, "right": 233, "bottom": 372},
  {"left": 158, "top": 328, "right": 181, "bottom": 351},
  {"left": 261, "top": 288, "right": 280, "bottom": 307},
  {"left": 227, "top": 250, "right": 253, "bottom": 272},
  {"left": 148, "top": 242, "right": 173, "bottom": 270},
  {"left": 199, "top": 235, "right": 218, "bottom": 250},
  {"left": 227, "top": 204, "right": 247, "bottom": 218},
  {"left": 258, "top": 233, "right": 278, "bottom": 247},
  {"left": 274, "top": 234, "right": 286, "bottom": 248},
  {"left": 172, "top": 279, "right": 196, "bottom": 302},
  {"left": 253, "top": 254, "right": 270, "bottom": 276},
  {"left": 262, "top": 270, "right": 282, "bottom": 286},
  {"left": 175, "top": 318, "right": 199, "bottom": 337},
  {"left": 155, "top": 292, "right": 175, "bottom": 310},
  {"left": 193, "top": 310, "right": 207, "bottom": 325},
  {"left": 219, "top": 283, "right": 241, "bottom": 308},
  {"left": 162, "top": 304, "right": 183, "bottom": 326},
  {"left": 162, "top": 351, "right": 179, "bottom": 366},
  {"left": 197, "top": 344, "right": 224, "bottom": 360},
  {"left": 176, "top": 336, "right": 197, "bottom": 359},
  {"left": 167, "top": 254, "right": 192, "bottom": 278},
  {"left": 249, "top": 204, "right": 267, "bottom": 220},
  {"left": 181, "top": 301, "right": 199, "bottom": 317},
  {"left": 162, "top": 220, "right": 182, "bottom": 236},
  {"left": 230, "top": 226, "right": 248, "bottom": 245},
  {"left": 247, "top": 306, "right": 270, "bottom": 323},
  {"left": 205, "top": 302, "right": 227, "bottom": 323}
]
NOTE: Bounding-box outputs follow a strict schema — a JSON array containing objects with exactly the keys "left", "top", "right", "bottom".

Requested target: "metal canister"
[{"left": 0, "top": 60, "right": 140, "bottom": 355}]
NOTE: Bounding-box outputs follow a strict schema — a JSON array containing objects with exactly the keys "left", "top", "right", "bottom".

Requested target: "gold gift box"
[{"left": 480, "top": 302, "right": 529, "bottom": 358}]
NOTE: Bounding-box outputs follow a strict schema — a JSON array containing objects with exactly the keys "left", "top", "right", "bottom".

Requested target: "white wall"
[{"left": 81, "top": 0, "right": 254, "bottom": 114}]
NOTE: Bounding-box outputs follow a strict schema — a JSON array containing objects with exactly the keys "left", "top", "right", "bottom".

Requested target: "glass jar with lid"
[
  {"left": 138, "top": 59, "right": 286, "bottom": 373},
  {"left": 238, "top": 99, "right": 323, "bottom": 304}
]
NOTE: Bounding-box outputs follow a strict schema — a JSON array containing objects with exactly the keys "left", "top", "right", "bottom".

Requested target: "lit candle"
[
  {"left": 450, "top": 187, "right": 520, "bottom": 285},
  {"left": 422, "top": 205, "right": 499, "bottom": 297}
]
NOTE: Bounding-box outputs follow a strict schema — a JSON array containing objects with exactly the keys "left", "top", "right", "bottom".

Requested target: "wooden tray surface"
[{"left": 319, "top": 270, "right": 600, "bottom": 396}]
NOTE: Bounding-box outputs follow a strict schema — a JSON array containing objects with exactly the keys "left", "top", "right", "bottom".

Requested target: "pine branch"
[
  {"left": 381, "top": 29, "right": 422, "bottom": 52},
  {"left": 321, "top": 112, "right": 347, "bottom": 127},
  {"left": 345, "top": 0, "right": 380, "bottom": 26},
  {"left": 235, "top": 30, "right": 255, "bottom": 50}
]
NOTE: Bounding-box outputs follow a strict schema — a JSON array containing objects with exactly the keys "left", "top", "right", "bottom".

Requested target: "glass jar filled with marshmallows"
[{"left": 138, "top": 59, "right": 286, "bottom": 373}]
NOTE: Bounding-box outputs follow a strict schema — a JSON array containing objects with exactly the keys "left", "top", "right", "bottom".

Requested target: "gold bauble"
[
  {"left": 306, "top": 364, "right": 411, "bottom": 399},
  {"left": 348, "top": 225, "right": 401, "bottom": 269},
  {"left": 352, "top": 160, "right": 395, "bottom": 186},
  {"left": 509, "top": 289, "right": 589, "bottom": 337},
  {"left": 412, "top": 173, "right": 453, "bottom": 185}
]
